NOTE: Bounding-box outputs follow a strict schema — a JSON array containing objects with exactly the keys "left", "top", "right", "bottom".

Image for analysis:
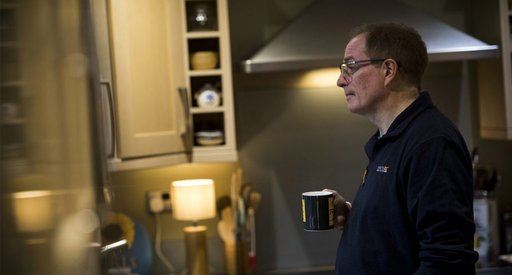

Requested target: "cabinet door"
[{"left": 108, "top": 0, "right": 187, "bottom": 158}]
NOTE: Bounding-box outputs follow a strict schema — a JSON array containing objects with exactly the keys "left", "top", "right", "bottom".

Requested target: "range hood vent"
[{"left": 242, "top": 0, "right": 499, "bottom": 73}]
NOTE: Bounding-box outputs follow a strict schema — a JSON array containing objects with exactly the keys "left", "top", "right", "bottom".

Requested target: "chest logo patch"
[{"left": 376, "top": 165, "right": 390, "bottom": 173}]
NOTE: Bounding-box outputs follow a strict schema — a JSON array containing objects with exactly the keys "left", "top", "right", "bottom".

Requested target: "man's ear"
[{"left": 383, "top": 59, "right": 398, "bottom": 83}]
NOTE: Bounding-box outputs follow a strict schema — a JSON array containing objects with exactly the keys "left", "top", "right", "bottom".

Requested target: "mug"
[{"left": 302, "top": 191, "right": 334, "bottom": 231}]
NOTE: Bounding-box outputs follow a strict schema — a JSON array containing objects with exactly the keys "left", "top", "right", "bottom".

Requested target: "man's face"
[{"left": 337, "top": 34, "right": 387, "bottom": 116}]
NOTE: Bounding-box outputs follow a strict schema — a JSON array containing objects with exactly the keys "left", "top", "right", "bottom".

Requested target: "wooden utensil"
[
  {"left": 218, "top": 206, "right": 235, "bottom": 244},
  {"left": 249, "top": 191, "right": 261, "bottom": 211}
]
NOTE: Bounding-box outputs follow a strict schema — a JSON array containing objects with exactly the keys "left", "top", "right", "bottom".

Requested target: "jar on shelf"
[
  {"left": 194, "top": 83, "right": 221, "bottom": 108},
  {"left": 186, "top": 2, "right": 218, "bottom": 32}
]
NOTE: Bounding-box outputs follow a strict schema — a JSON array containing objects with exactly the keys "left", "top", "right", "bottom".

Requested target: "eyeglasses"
[{"left": 339, "top": 58, "right": 386, "bottom": 83}]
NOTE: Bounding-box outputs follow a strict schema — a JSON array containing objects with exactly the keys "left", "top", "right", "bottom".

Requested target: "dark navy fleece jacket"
[{"left": 335, "top": 92, "right": 478, "bottom": 275}]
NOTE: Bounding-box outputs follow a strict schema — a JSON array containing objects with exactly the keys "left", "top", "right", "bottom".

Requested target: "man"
[{"left": 328, "top": 23, "right": 478, "bottom": 274}]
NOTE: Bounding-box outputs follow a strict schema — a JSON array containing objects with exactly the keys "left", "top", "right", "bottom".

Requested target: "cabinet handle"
[
  {"left": 100, "top": 81, "right": 116, "bottom": 158},
  {"left": 178, "top": 87, "right": 193, "bottom": 162}
]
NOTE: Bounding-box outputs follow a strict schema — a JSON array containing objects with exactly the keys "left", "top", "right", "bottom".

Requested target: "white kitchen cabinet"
[
  {"left": 109, "top": 0, "right": 188, "bottom": 158},
  {"left": 496, "top": 0, "right": 512, "bottom": 139},
  {"left": 91, "top": 0, "right": 237, "bottom": 170},
  {"left": 476, "top": 0, "right": 512, "bottom": 140}
]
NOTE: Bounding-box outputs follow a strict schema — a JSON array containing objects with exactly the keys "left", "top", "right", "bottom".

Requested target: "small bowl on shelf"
[
  {"left": 190, "top": 51, "right": 218, "bottom": 70},
  {"left": 195, "top": 131, "right": 224, "bottom": 146}
]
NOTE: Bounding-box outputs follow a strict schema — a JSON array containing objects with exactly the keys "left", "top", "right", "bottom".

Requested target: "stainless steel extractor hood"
[{"left": 241, "top": 0, "right": 499, "bottom": 73}]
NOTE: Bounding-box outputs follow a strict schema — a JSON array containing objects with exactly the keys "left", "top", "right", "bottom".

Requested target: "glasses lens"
[{"left": 340, "top": 64, "right": 352, "bottom": 83}]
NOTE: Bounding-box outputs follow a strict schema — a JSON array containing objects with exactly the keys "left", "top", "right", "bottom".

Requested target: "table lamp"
[
  {"left": 171, "top": 179, "right": 216, "bottom": 275},
  {"left": 12, "top": 190, "right": 55, "bottom": 236}
]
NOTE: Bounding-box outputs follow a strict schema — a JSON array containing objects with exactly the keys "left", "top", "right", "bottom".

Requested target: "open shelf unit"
[
  {"left": 181, "top": 0, "right": 237, "bottom": 162},
  {"left": 1, "top": 2, "right": 27, "bottom": 178}
]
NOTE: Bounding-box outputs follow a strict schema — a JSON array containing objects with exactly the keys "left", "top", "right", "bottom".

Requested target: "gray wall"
[{"left": 229, "top": 0, "right": 512, "bottom": 272}]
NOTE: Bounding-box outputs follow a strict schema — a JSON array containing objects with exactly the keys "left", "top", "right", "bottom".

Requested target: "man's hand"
[{"left": 323, "top": 189, "right": 352, "bottom": 230}]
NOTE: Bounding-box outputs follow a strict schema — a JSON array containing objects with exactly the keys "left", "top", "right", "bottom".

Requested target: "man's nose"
[{"left": 337, "top": 74, "right": 348, "bottom": 88}]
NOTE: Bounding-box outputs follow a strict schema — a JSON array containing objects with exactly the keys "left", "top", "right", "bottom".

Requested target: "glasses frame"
[{"left": 339, "top": 58, "right": 387, "bottom": 83}]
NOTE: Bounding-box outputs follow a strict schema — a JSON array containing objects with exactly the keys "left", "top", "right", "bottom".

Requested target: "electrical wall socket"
[{"left": 146, "top": 191, "right": 171, "bottom": 214}]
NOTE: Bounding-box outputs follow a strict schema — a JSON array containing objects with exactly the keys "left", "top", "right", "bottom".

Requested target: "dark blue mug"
[{"left": 302, "top": 191, "right": 334, "bottom": 231}]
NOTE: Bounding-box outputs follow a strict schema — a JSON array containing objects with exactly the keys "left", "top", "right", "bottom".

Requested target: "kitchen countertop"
[
  {"left": 477, "top": 266, "right": 512, "bottom": 275},
  {"left": 477, "top": 257, "right": 512, "bottom": 275},
  {"left": 260, "top": 264, "right": 512, "bottom": 275}
]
